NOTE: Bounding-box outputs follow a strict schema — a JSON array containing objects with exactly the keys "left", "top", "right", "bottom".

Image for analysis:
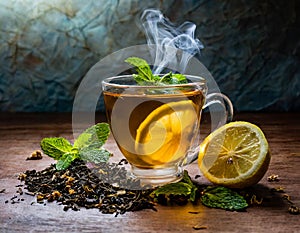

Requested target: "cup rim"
[{"left": 102, "top": 74, "right": 206, "bottom": 89}]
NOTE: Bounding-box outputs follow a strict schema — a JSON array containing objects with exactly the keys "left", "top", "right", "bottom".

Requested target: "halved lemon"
[
  {"left": 198, "top": 121, "right": 270, "bottom": 188},
  {"left": 135, "top": 100, "right": 198, "bottom": 166}
]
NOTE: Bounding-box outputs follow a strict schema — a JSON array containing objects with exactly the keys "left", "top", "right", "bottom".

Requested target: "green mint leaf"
[
  {"left": 79, "top": 147, "right": 111, "bottom": 163},
  {"left": 132, "top": 74, "right": 148, "bottom": 84},
  {"left": 182, "top": 170, "right": 198, "bottom": 202},
  {"left": 74, "top": 123, "right": 111, "bottom": 164},
  {"left": 201, "top": 186, "right": 248, "bottom": 211},
  {"left": 182, "top": 170, "right": 194, "bottom": 186},
  {"left": 151, "top": 170, "right": 198, "bottom": 202},
  {"left": 74, "top": 123, "right": 110, "bottom": 149},
  {"left": 40, "top": 137, "right": 73, "bottom": 160},
  {"left": 151, "top": 182, "right": 193, "bottom": 197},
  {"left": 41, "top": 123, "right": 111, "bottom": 170},
  {"left": 160, "top": 73, "right": 188, "bottom": 85},
  {"left": 159, "top": 72, "right": 173, "bottom": 84},
  {"left": 125, "top": 57, "right": 153, "bottom": 82},
  {"left": 181, "top": 170, "right": 198, "bottom": 202},
  {"left": 125, "top": 57, "right": 188, "bottom": 85},
  {"left": 56, "top": 152, "right": 79, "bottom": 171},
  {"left": 189, "top": 186, "right": 198, "bottom": 202},
  {"left": 171, "top": 73, "right": 188, "bottom": 84}
]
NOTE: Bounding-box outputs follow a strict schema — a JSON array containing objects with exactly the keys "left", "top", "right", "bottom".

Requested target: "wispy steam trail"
[{"left": 141, "top": 9, "right": 204, "bottom": 74}]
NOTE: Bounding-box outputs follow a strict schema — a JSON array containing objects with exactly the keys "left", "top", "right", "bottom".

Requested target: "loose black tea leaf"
[
  {"left": 193, "top": 225, "right": 208, "bottom": 230},
  {"left": 288, "top": 205, "right": 300, "bottom": 215},
  {"left": 20, "top": 159, "right": 156, "bottom": 216},
  {"left": 267, "top": 174, "right": 279, "bottom": 182},
  {"left": 27, "top": 150, "right": 43, "bottom": 160}
]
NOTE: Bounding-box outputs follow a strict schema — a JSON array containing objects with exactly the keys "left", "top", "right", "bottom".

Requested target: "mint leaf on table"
[
  {"left": 40, "top": 123, "right": 111, "bottom": 170},
  {"left": 201, "top": 186, "right": 248, "bottom": 211},
  {"left": 74, "top": 123, "right": 111, "bottom": 163},
  {"left": 79, "top": 147, "right": 111, "bottom": 163},
  {"left": 151, "top": 182, "right": 193, "bottom": 198},
  {"left": 182, "top": 169, "right": 194, "bottom": 186},
  {"left": 56, "top": 152, "right": 79, "bottom": 171},
  {"left": 125, "top": 57, "right": 188, "bottom": 85},
  {"left": 40, "top": 137, "right": 73, "bottom": 160},
  {"left": 151, "top": 170, "right": 198, "bottom": 202}
]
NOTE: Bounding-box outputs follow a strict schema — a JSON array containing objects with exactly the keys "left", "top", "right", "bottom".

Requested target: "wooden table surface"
[{"left": 0, "top": 112, "right": 299, "bottom": 233}]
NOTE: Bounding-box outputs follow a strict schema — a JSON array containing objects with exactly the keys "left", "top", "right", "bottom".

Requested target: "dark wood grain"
[{"left": 0, "top": 112, "right": 299, "bottom": 233}]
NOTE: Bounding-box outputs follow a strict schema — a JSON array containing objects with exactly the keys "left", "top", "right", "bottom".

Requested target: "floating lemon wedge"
[
  {"left": 135, "top": 100, "right": 198, "bottom": 166},
  {"left": 198, "top": 121, "right": 270, "bottom": 188}
]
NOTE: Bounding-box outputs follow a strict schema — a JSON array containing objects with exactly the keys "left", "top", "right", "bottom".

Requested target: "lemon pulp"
[
  {"left": 198, "top": 121, "right": 270, "bottom": 188},
  {"left": 135, "top": 100, "right": 199, "bottom": 166}
]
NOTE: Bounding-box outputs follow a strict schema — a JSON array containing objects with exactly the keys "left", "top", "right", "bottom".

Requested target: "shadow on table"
[{"left": 239, "top": 183, "right": 290, "bottom": 209}]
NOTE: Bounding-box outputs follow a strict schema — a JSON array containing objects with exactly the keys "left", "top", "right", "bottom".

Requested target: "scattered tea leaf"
[
  {"left": 201, "top": 186, "right": 248, "bottom": 211},
  {"left": 249, "top": 195, "right": 263, "bottom": 205},
  {"left": 288, "top": 205, "right": 300, "bottom": 215},
  {"left": 193, "top": 225, "right": 207, "bottom": 230},
  {"left": 270, "top": 186, "right": 285, "bottom": 193},
  {"left": 267, "top": 174, "right": 279, "bottom": 182},
  {"left": 27, "top": 150, "right": 43, "bottom": 160}
]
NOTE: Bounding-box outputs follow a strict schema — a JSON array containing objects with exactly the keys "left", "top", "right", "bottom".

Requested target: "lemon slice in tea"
[
  {"left": 135, "top": 100, "right": 198, "bottom": 166},
  {"left": 198, "top": 121, "right": 270, "bottom": 188}
]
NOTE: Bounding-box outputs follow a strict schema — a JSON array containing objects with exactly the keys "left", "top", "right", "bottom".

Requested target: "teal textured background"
[{"left": 0, "top": 0, "right": 299, "bottom": 112}]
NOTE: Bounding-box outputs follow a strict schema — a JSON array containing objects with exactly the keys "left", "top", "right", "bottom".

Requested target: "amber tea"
[{"left": 104, "top": 90, "right": 204, "bottom": 168}]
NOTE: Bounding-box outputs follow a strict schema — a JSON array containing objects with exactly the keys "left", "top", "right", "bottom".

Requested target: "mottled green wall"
[{"left": 0, "top": 0, "right": 299, "bottom": 112}]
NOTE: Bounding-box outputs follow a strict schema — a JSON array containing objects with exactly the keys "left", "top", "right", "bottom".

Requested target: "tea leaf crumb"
[
  {"left": 267, "top": 174, "right": 279, "bottom": 182},
  {"left": 288, "top": 205, "right": 300, "bottom": 215},
  {"left": 250, "top": 195, "right": 263, "bottom": 205},
  {"left": 193, "top": 225, "right": 207, "bottom": 230},
  {"left": 27, "top": 150, "right": 43, "bottom": 160}
]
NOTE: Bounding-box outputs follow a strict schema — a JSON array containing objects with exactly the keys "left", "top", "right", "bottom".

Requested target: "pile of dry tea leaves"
[
  {"left": 9, "top": 157, "right": 299, "bottom": 216},
  {"left": 18, "top": 159, "right": 156, "bottom": 216}
]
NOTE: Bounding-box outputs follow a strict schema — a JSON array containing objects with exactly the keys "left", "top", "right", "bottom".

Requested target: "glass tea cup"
[{"left": 102, "top": 74, "right": 233, "bottom": 186}]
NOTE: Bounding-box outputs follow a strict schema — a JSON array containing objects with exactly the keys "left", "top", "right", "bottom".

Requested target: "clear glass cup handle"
[
  {"left": 204, "top": 93, "right": 234, "bottom": 126},
  {"left": 184, "top": 92, "right": 234, "bottom": 165}
]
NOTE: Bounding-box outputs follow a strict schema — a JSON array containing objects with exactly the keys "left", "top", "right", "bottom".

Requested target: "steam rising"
[{"left": 141, "top": 9, "right": 204, "bottom": 74}]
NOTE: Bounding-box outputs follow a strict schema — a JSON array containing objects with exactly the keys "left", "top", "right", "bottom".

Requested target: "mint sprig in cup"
[{"left": 125, "top": 57, "right": 187, "bottom": 85}]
